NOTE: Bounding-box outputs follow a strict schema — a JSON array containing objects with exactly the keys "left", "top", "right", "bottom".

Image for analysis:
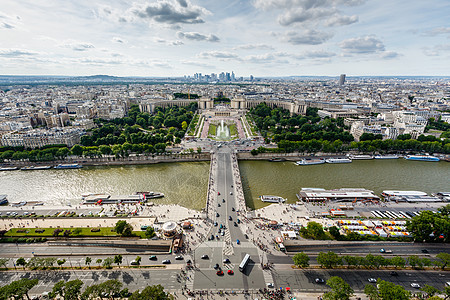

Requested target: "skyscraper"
[{"left": 339, "top": 74, "right": 346, "bottom": 86}]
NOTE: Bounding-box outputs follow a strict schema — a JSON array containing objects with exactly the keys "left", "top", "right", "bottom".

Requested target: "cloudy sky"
[{"left": 1, "top": 0, "right": 449, "bottom": 77}]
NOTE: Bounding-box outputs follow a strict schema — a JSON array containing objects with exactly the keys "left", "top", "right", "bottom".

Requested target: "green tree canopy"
[
  {"left": 292, "top": 252, "right": 310, "bottom": 268},
  {"left": 323, "top": 276, "right": 354, "bottom": 300}
]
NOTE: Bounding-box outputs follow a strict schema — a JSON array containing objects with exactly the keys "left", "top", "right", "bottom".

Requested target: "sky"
[{"left": 0, "top": 0, "right": 449, "bottom": 77}]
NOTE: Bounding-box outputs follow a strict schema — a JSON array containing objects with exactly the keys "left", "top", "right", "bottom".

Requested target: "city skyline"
[{"left": 1, "top": 0, "right": 450, "bottom": 77}]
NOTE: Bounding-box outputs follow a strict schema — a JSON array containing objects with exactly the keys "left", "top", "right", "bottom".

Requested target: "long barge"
[
  {"left": 404, "top": 155, "right": 440, "bottom": 162},
  {"left": 260, "top": 195, "right": 286, "bottom": 203}
]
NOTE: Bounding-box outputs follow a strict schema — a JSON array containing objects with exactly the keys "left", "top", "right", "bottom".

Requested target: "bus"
[{"left": 239, "top": 254, "right": 250, "bottom": 272}]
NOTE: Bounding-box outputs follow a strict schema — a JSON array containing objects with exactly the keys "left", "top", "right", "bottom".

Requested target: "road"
[{"left": 190, "top": 146, "right": 268, "bottom": 291}]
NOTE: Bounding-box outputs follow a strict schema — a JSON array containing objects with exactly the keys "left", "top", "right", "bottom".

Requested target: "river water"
[
  {"left": 0, "top": 160, "right": 448, "bottom": 211},
  {"left": 0, "top": 162, "right": 210, "bottom": 210},
  {"left": 239, "top": 159, "right": 450, "bottom": 209}
]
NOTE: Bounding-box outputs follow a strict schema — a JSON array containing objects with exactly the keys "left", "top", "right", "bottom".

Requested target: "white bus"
[{"left": 239, "top": 254, "right": 250, "bottom": 272}]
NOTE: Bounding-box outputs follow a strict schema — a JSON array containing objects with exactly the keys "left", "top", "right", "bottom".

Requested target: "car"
[
  {"left": 229, "top": 216, "right": 232, "bottom": 221},
  {"left": 230, "top": 192, "right": 233, "bottom": 195},
  {"left": 368, "top": 278, "right": 377, "bottom": 283},
  {"left": 201, "top": 254, "right": 209, "bottom": 259},
  {"left": 216, "top": 270, "right": 224, "bottom": 276},
  {"left": 411, "top": 283, "right": 421, "bottom": 288},
  {"left": 421, "top": 249, "right": 428, "bottom": 253},
  {"left": 380, "top": 248, "right": 392, "bottom": 253},
  {"left": 315, "top": 278, "right": 325, "bottom": 284},
  {"left": 222, "top": 199, "right": 225, "bottom": 203},
  {"left": 223, "top": 258, "right": 230, "bottom": 263},
  {"left": 389, "top": 271, "right": 398, "bottom": 276},
  {"left": 216, "top": 213, "right": 220, "bottom": 217},
  {"left": 210, "top": 235, "right": 214, "bottom": 240},
  {"left": 267, "top": 283, "right": 274, "bottom": 288},
  {"left": 218, "top": 192, "right": 220, "bottom": 195},
  {"left": 227, "top": 270, "right": 234, "bottom": 275},
  {"left": 234, "top": 222, "right": 238, "bottom": 227},
  {"left": 175, "top": 256, "right": 183, "bottom": 260},
  {"left": 162, "top": 259, "right": 171, "bottom": 264},
  {"left": 130, "top": 260, "right": 139, "bottom": 265},
  {"left": 232, "top": 207, "right": 235, "bottom": 211},
  {"left": 214, "top": 263, "right": 220, "bottom": 269},
  {"left": 221, "top": 231, "right": 225, "bottom": 236},
  {"left": 214, "top": 222, "right": 218, "bottom": 226},
  {"left": 236, "top": 239, "right": 240, "bottom": 244},
  {"left": 237, "top": 219, "right": 241, "bottom": 224},
  {"left": 149, "top": 255, "right": 157, "bottom": 261},
  {"left": 186, "top": 259, "right": 192, "bottom": 264},
  {"left": 218, "top": 203, "right": 221, "bottom": 207},
  {"left": 219, "top": 224, "right": 223, "bottom": 229},
  {"left": 216, "top": 235, "right": 220, "bottom": 240},
  {"left": 244, "top": 234, "right": 249, "bottom": 239}
]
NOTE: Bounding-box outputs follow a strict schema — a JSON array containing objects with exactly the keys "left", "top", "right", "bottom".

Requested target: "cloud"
[
  {"left": 234, "top": 44, "right": 275, "bottom": 50},
  {"left": 177, "top": 32, "right": 220, "bottom": 42},
  {"left": 325, "top": 14, "right": 358, "bottom": 26},
  {"left": 60, "top": 42, "right": 95, "bottom": 52},
  {"left": 380, "top": 51, "right": 401, "bottom": 59},
  {"left": 254, "top": 0, "right": 365, "bottom": 27},
  {"left": 423, "top": 44, "right": 450, "bottom": 57},
  {"left": 132, "top": 0, "right": 209, "bottom": 24},
  {"left": 0, "top": 49, "right": 38, "bottom": 57},
  {"left": 284, "top": 29, "right": 333, "bottom": 45},
  {"left": 112, "top": 37, "right": 126, "bottom": 44},
  {"left": 1, "top": 22, "right": 14, "bottom": 29},
  {"left": 198, "top": 51, "right": 240, "bottom": 60},
  {"left": 423, "top": 27, "right": 450, "bottom": 37},
  {"left": 302, "top": 50, "right": 336, "bottom": 58},
  {"left": 339, "top": 35, "right": 385, "bottom": 54},
  {"left": 181, "top": 60, "right": 215, "bottom": 68}
]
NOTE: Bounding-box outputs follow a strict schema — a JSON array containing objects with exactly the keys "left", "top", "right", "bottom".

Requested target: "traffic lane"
[
  {"left": 272, "top": 269, "right": 449, "bottom": 292},
  {"left": 283, "top": 244, "right": 449, "bottom": 256}
]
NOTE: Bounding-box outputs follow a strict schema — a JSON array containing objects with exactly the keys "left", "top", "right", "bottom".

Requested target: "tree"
[
  {"left": 292, "top": 252, "right": 309, "bottom": 268},
  {"left": 135, "top": 256, "right": 142, "bottom": 267},
  {"left": 323, "top": 276, "right": 354, "bottom": 300},
  {"left": 129, "top": 284, "right": 171, "bottom": 300},
  {"left": 364, "top": 284, "right": 380, "bottom": 300},
  {"left": 115, "top": 220, "right": 133, "bottom": 236},
  {"left": 96, "top": 258, "right": 102, "bottom": 267},
  {"left": 437, "top": 252, "right": 450, "bottom": 270},
  {"left": 57, "top": 259, "right": 66, "bottom": 269},
  {"left": 85, "top": 257, "right": 92, "bottom": 269},
  {"left": 421, "top": 284, "right": 440, "bottom": 298},
  {"left": 343, "top": 255, "right": 360, "bottom": 268},
  {"left": 317, "top": 252, "right": 342, "bottom": 269},
  {"left": 70, "top": 144, "right": 84, "bottom": 156},
  {"left": 329, "top": 226, "right": 341, "bottom": 240},
  {"left": 16, "top": 257, "right": 26, "bottom": 270},
  {"left": 145, "top": 226, "right": 156, "bottom": 239},
  {"left": 443, "top": 285, "right": 450, "bottom": 300},
  {"left": 102, "top": 257, "right": 113, "bottom": 269},
  {"left": 390, "top": 256, "right": 406, "bottom": 269},
  {"left": 114, "top": 254, "right": 123, "bottom": 268},
  {"left": 377, "top": 280, "right": 410, "bottom": 300},
  {"left": 0, "top": 258, "right": 9, "bottom": 269},
  {"left": 6, "top": 278, "right": 38, "bottom": 300}
]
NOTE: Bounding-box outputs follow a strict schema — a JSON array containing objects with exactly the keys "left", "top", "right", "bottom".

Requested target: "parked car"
[
  {"left": 234, "top": 222, "right": 238, "bottom": 227},
  {"left": 315, "top": 278, "right": 325, "bottom": 284},
  {"left": 162, "top": 260, "right": 171, "bottom": 264},
  {"left": 214, "top": 222, "right": 218, "bottom": 226},
  {"left": 201, "top": 254, "right": 209, "bottom": 259},
  {"left": 232, "top": 207, "right": 235, "bottom": 211},
  {"left": 229, "top": 216, "right": 232, "bottom": 221},
  {"left": 236, "top": 239, "right": 240, "bottom": 245},
  {"left": 216, "top": 213, "right": 220, "bottom": 217}
]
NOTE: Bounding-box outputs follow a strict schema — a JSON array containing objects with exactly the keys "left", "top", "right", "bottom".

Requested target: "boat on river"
[
  {"left": 21, "top": 165, "right": 52, "bottom": 171},
  {"left": 260, "top": 195, "right": 286, "bottom": 203},
  {"left": 54, "top": 164, "right": 83, "bottom": 169},
  {"left": 135, "top": 191, "right": 165, "bottom": 199},
  {"left": 0, "top": 166, "right": 18, "bottom": 171},
  {"left": 374, "top": 155, "right": 399, "bottom": 159},
  {"left": 268, "top": 157, "right": 286, "bottom": 162},
  {"left": 295, "top": 158, "right": 325, "bottom": 165},
  {"left": 0, "top": 195, "right": 8, "bottom": 205},
  {"left": 404, "top": 155, "right": 439, "bottom": 162},
  {"left": 325, "top": 158, "right": 352, "bottom": 164},
  {"left": 348, "top": 155, "right": 373, "bottom": 160}
]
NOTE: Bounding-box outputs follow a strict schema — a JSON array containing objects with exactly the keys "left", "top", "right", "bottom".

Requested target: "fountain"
[{"left": 216, "top": 119, "right": 230, "bottom": 140}]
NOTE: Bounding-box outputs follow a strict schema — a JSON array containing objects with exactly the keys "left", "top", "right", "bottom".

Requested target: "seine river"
[
  {"left": 0, "top": 160, "right": 448, "bottom": 210},
  {"left": 239, "top": 159, "right": 450, "bottom": 209}
]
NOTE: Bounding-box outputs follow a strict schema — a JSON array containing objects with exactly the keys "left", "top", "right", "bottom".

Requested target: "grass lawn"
[
  {"left": 208, "top": 124, "right": 217, "bottom": 136},
  {"left": 229, "top": 124, "right": 238, "bottom": 136},
  {"left": 5, "top": 227, "right": 147, "bottom": 238}
]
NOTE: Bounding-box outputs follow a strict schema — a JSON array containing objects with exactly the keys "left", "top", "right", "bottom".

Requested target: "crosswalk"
[{"left": 223, "top": 229, "right": 234, "bottom": 256}]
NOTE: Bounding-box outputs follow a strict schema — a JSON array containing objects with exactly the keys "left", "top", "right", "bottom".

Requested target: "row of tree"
[
  {"left": 293, "top": 251, "right": 450, "bottom": 270},
  {"left": 0, "top": 278, "right": 170, "bottom": 300}
]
